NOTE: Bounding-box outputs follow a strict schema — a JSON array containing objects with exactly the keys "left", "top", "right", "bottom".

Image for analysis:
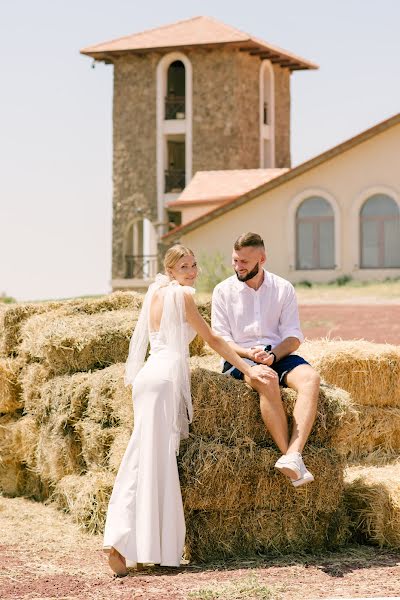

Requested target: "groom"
[{"left": 211, "top": 232, "right": 320, "bottom": 487}]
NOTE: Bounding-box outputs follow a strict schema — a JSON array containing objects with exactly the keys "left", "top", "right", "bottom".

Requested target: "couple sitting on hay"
[{"left": 103, "top": 232, "right": 320, "bottom": 576}]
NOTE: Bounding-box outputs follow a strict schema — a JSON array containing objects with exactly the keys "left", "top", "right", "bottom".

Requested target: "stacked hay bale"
[
  {"left": 298, "top": 339, "right": 400, "bottom": 549},
  {"left": 0, "top": 292, "right": 141, "bottom": 501},
  {"left": 0, "top": 293, "right": 209, "bottom": 527},
  {"left": 299, "top": 340, "right": 400, "bottom": 461},
  {"left": 180, "top": 359, "right": 356, "bottom": 560},
  {"left": 6, "top": 292, "right": 396, "bottom": 559}
]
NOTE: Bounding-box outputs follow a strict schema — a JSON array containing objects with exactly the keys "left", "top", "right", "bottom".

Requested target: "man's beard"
[{"left": 235, "top": 262, "right": 260, "bottom": 282}]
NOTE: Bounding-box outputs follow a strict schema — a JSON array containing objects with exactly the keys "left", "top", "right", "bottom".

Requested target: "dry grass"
[
  {"left": 188, "top": 574, "right": 277, "bottom": 599},
  {"left": 299, "top": 339, "right": 400, "bottom": 407},
  {"left": 52, "top": 471, "right": 115, "bottom": 534},
  {"left": 0, "top": 357, "right": 23, "bottom": 412},
  {"left": 345, "top": 463, "right": 400, "bottom": 548},
  {"left": 20, "top": 309, "right": 137, "bottom": 376},
  {"left": 179, "top": 438, "right": 344, "bottom": 513},
  {"left": 189, "top": 365, "right": 357, "bottom": 454}
]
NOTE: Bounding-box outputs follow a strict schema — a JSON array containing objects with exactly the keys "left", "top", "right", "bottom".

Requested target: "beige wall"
[
  {"left": 178, "top": 123, "right": 400, "bottom": 282},
  {"left": 174, "top": 202, "right": 223, "bottom": 224}
]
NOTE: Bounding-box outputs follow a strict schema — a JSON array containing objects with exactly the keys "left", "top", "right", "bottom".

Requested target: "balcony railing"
[
  {"left": 125, "top": 254, "right": 158, "bottom": 279},
  {"left": 165, "top": 95, "right": 185, "bottom": 120},
  {"left": 263, "top": 102, "right": 269, "bottom": 125},
  {"left": 165, "top": 169, "right": 185, "bottom": 193}
]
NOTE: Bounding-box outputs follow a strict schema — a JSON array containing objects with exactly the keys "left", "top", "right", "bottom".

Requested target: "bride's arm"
[{"left": 184, "top": 292, "right": 276, "bottom": 384}]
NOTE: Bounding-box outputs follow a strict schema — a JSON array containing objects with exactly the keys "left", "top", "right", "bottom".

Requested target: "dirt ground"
[
  {"left": 299, "top": 304, "right": 400, "bottom": 344},
  {"left": 0, "top": 496, "right": 399, "bottom": 600}
]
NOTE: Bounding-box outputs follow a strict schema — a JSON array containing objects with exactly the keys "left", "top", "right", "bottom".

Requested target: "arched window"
[
  {"left": 165, "top": 60, "right": 185, "bottom": 120},
  {"left": 259, "top": 61, "right": 275, "bottom": 168},
  {"left": 125, "top": 218, "right": 158, "bottom": 279},
  {"left": 360, "top": 194, "right": 400, "bottom": 268},
  {"left": 296, "top": 197, "right": 335, "bottom": 269}
]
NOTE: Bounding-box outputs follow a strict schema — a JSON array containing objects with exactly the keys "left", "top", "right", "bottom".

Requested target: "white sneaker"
[{"left": 274, "top": 452, "right": 314, "bottom": 488}]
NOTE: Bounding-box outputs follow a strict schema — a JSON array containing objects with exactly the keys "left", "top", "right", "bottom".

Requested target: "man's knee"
[
  {"left": 251, "top": 373, "right": 280, "bottom": 397},
  {"left": 287, "top": 365, "right": 320, "bottom": 392}
]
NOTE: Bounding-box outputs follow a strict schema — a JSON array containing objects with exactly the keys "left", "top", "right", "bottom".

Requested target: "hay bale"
[
  {"left": 0, "top": 357, "right": 23, "bottom": 412},
  {"left": 20, "top": 363, "right": 51, "bottom": 418},
  {"left": 0, "top": 301, "right": 63, "bottom": 356},
  {"left": 52, "top": 471, "right": 115, "bottom": 534},
  {"left": 107, "top": 427, "right": 132, "bottom": 474},
  {"left": 345, "top": 463, "right": 400, "bottom": 548},
  {"left": 25, "top": 364, "right": 132, "bottom": 428},
  {"left": 74, "top": 420, "right": 118, "bottom": 471},
  {"left": 37, "top": 371, "right": 92, "bottom": 425},
  {"left": 10, "top": 415, "right": 39, "bottom": 468},
  {"left": 179, "top": 438, "right": 344, "bottom": 513},
  {"left": 184, "top": 504, "right": 350, "bottom": 562},
  {"left": 0, "top": 413, "right": 26, "bottom": 496},
  {"left": 35, "top": 414, "right": 84, "bottom": 484},
  {"left": 345, "top": 406, "right": 400, "bottom": 461},
  {"left": 0, "top": 292, "right": 142, "bottom": 357},
  {"left": 20, "top": 310, "right": 137, "bottom": 376},
  {"left": 84, "top": 364, "right": 133, "bottom": 428},
  {"left": 189, "top": 367, "right": 357, "bottom": 453},
  {"left": 196, "top": 299, "right": 211, "bottom": 326},
  {"left": 299, "top": 340, "right": 400, "bottom": 407}
]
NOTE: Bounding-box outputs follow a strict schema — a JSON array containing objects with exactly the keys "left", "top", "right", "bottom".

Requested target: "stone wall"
[
  {"left": 190, "top": 48, "right": 260, "bottom": 172},
  {"left": 112, "top": 54, "right": 159, "bottom": 279}
]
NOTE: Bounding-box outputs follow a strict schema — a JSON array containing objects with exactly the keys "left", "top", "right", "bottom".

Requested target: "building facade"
[
  {"left": 81, "top": 16, "right": 317, "bottom": 289},
  {"left": 163, "top": 114, "right": 400, "bottom": 283}
]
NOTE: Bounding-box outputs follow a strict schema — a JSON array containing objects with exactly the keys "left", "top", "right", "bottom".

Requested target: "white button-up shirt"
[{"left": 211, "top": 269, "right": 304, "bottom": 349}]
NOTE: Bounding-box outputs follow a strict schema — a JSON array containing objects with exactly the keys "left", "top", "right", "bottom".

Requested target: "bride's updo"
[{"left": 163, "top": 244, "right": 195, "bottom": 274}]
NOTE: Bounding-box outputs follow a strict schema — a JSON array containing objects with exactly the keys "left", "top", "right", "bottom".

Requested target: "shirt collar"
[{"left": 233, "top": 269, "right": 269, "bottom": 292}]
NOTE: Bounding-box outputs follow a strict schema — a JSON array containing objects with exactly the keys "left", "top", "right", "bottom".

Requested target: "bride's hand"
[{"left": 248, "top": 364, "right": 278, "bottom": 384}]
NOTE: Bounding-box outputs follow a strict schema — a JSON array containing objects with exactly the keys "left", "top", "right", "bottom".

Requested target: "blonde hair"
[{"left": 163, "top": 244, "right": 195, "bottom": 273}]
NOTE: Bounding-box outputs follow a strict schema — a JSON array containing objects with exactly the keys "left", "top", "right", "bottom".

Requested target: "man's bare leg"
[
  {"left": 284, "top": 365, "right": 320, "bottom": 454},
  {"left": 245, "top": 373, "right": 289, "bottom": 455}
]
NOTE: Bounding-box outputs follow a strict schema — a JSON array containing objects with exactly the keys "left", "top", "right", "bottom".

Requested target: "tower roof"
[{"left": 80, "top": 16, "right": 318, "bottom": 71}]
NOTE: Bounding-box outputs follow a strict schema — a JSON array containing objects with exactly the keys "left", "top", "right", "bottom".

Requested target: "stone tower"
[{"left": 81, "top": 16, "right": 317, "bottom": 289}]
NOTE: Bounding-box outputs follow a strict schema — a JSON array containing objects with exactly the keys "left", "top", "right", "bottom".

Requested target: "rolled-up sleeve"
[
  {"left": 211, "top": 286, "right": 234, "bottom": 343},
  {"left": 278, "top": 284, "right": 304, "bottom": 343}
]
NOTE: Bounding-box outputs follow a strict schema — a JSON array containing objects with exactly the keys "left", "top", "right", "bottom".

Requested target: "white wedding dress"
[{"left": 103, "top": 276, "right": 196, "bottom": 567}]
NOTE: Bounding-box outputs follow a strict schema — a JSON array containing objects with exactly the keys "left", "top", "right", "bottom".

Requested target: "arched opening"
[
  {"left": 296, "top": 197, "right": 335, "bottom": 269},
  {"left": 360, "top": 194, "right": 400, "bottom": 268},
  {"left": 125, "top": 218, "right": 158, "bottom": 279},
  {"left": 260, "top": 61, "right": 275, "bottom": 168},
  {"left": 165, "top": 60, "right": 185, "bottom": 120}
]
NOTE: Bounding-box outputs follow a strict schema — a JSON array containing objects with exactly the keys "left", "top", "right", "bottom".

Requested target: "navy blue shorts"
[{"left": 222, "top": 354, "right": 310, "bottom": 387}]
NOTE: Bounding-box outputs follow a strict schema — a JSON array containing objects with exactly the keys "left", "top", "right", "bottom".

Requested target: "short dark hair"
[{"left": 234, "top": 232, "right": 265, "bottom": 251}]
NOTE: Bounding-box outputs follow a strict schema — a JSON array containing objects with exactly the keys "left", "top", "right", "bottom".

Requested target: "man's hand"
[
  {"left": 248, "top": 364, "right": 278, "bottom": 384},
  {"left": 247, "top": 347, "right": 275, "bottom": 366}
]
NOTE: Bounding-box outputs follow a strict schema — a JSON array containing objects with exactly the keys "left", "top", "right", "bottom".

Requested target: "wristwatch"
[{"left": 264, "top": 345, "right": 277, "bottom": 365}]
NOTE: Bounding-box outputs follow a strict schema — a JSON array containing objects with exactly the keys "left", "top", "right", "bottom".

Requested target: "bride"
[{"left": 103, "top": 244, "right": 275, "bottom": 575}]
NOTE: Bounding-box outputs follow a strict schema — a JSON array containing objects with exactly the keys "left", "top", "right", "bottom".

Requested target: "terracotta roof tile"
[
  {"left": 80, "top": 16, "right": 318, "bottom": 70},
  {"left": 167, "top": 169, "right": 288, "bottom": 207}
]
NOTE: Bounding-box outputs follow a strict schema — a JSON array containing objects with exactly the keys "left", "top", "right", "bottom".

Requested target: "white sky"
[{"left": 1, "top": 0, "right": 399, "bottom": 301}]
